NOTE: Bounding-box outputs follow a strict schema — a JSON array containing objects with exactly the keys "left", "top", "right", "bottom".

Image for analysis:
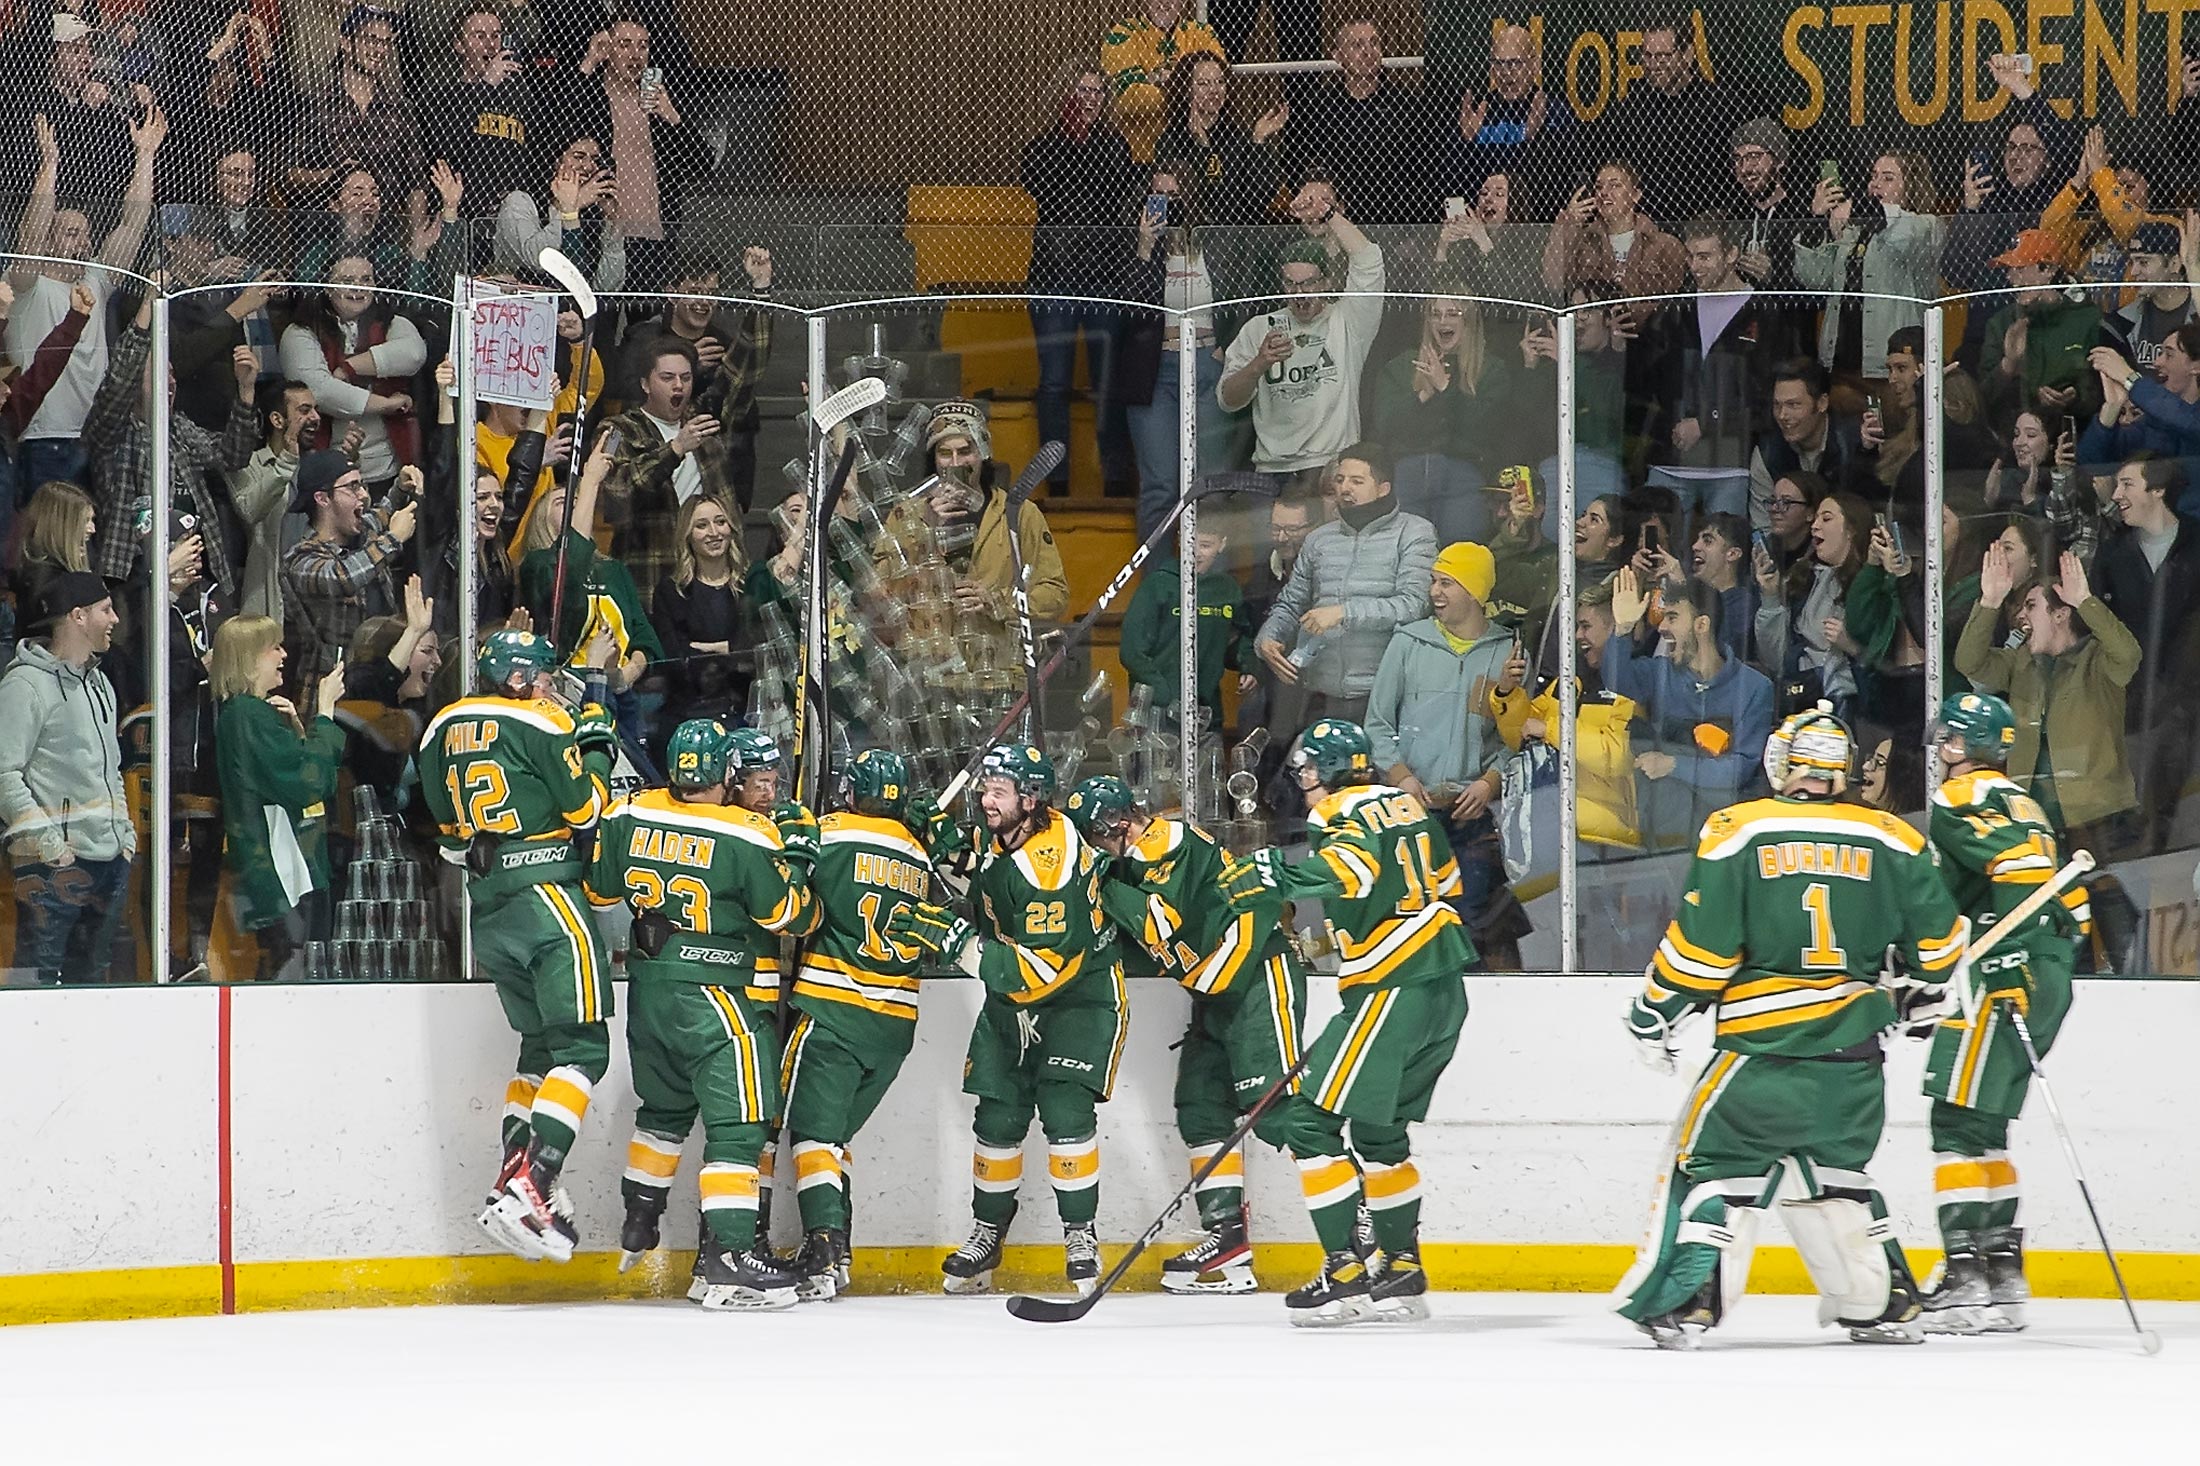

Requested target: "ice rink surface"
[{"left": 1, "top": 1292, "right": 2190, "bottom": 1463}]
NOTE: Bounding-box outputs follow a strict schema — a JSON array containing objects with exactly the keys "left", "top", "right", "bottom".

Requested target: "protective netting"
[
  {"left": 11, "top": 3, "right": 2200, "bottom": 295},
  {"left": 2, "top": 2, "right": 2199, "bottom": 985}
]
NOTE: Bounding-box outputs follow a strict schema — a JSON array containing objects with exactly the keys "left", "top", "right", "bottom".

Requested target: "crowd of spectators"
[{"left": 0, "top": 3, "right": 2195, "bottom": 981}]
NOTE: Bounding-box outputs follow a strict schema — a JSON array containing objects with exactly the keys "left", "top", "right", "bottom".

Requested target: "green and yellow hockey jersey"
[
  {"left": 1930, "top": 771, "right": 2092, "bottom": 936},
  {"left": 418, "top": 694, "right": 612, "bottom": 902},
  {"left": 1301, "top": 786, "right": 1475, "bottom": 993},
  {"left": 973, "top": 809, "right": 1118, "bottom": 1007},
  {"left": 1113, "top": 817, "right": 1291, "bottom": 998},
  {"left": 585, "top": 789, "right": 815, "bottom": 996},
  {"left": 1644, "top": 796, "right": 1969, "bottom": 1056},
  {"left": 793, "top": 811, "right": 937, "bottom": 1035}
]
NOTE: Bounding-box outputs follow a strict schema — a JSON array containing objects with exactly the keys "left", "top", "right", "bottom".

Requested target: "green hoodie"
[
  {"left": 1118, "top": 557, "right": 1251, "bottom": 714},
  {"left": 216, "top": 695, "right": 346, "bottom": 930}
]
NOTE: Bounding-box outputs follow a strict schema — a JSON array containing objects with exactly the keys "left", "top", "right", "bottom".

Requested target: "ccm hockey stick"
[
  {"left": 999, "top": 440, "right": 1066, "bottom": 741},
  {"left": 935, "top": 476, "right": 1214, "bottom": 811},
  {"left": 535, "top": 248, "right": 599, "bottom": 638},
  {"left": 1955, "top": 850, "right": 2158, "bottom": 1352},
  {"left": 1007, "top": 1046, "right": 1313, "bottom": 1323}
]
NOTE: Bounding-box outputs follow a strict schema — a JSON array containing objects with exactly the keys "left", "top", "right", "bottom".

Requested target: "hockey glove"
[
  {"left": 630, "top": 907, "right": 675, "bottom": 959},
  {"left": 572, "top": 702, "right": 619, "bottom": 762},
  {"left": 917, "top": 804, "right": 970, "bottom": 861},
  {"left": 1221, "top": 848, "right": 1287, "bottom": 913},
  {"left": 1624, "top": 993, "right": 1679, "bottom": 1076},
  {"left": 773, "top": 800, "right": 821, "bottom": 867},
  {"left": 886, "top": 900, "right": 976, "bottom": 960}
]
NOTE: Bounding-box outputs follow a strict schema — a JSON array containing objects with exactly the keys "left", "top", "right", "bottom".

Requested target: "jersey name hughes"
[
  {"left": 628, "top": 827, "right": 716, "bottom": 869},
  {"left": 1755, "top": 840, "right": 1875, "bottom": 883},
  {"left": 1355, "top": 791, "right": 1428, "bottom": 834},
  {"left": 852, "top": 851, "right": 928, "bottom": 897},
  {"left": 442, "top": 719, "right": 501, "bottom": 756}
]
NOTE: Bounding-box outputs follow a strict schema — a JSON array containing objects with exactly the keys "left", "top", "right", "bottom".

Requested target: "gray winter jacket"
[
  {"left": 0, "top": 640, "right": 135, "bottom": 864},
  {"left": 1256, "top": 500, "right": 1438, "bottom": 697},
  {"left": 1365, "top": 619, "right": 1514, "bottom": 791}
]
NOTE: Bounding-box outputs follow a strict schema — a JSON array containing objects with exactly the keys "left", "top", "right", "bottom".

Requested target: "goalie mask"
[{"left": 1764, "top": 703, "right": 1853, "bottom": 798}]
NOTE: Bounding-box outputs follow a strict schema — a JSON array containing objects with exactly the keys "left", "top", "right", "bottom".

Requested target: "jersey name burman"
[{"left": 1755, "top": 840, "right": 1875, "bottom": 883}]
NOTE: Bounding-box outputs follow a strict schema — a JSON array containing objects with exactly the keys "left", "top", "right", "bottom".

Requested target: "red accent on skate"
[{"left": 218, "top": 984, "right": 234, "bottom": 1316}]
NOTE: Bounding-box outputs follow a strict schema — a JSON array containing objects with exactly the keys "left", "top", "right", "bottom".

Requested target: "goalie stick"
[{"left": 998, "top": 441, "right": 1066, "bottom": 741}]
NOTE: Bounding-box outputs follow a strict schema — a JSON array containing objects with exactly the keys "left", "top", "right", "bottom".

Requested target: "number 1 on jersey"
[{"left": 1801, "top": 881, "right": 1846, "bottom": 969}]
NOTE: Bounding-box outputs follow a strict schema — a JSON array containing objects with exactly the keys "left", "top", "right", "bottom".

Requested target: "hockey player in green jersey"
[
  {"left": 587, "top": 718, "right": 818, "bottom": 1309},
  {"left": 1917, "top": 692, "right": 2091, "bottom": 1335},
  {"left": 1067, "top": 775, "right": 1306, "bottom": 1295},
  {"left": 418, "top": 630, "right": 619, "bottom": 1263},
  {"left": 884, "top": 742, "right": 1128, "bottom": 1298},
  {"left": 1612, "top": 705, "right": 1971, "bottom": 1349},
  {"left": 781, "top": 748, "right": 940, "bottom": 1300},
  {"left": 1220, "top": 719, "right": 1474, "bottom": 1327}
]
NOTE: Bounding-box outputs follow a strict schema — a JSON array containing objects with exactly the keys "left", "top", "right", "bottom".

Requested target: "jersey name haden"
[
  {"left": 629, "top": 826, "right": 716, "bottom": 868},
  {"left": 442, "top": 720, "right": 500, "bottom": 756},
  {"left": 1756, "top": 840, "right": 1874, "bottom": 883},
  {"left": 852, "top": 850, "right": 927, "bottom": 897}
]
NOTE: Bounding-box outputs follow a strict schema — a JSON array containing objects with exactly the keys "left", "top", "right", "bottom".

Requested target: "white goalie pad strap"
[
  {"left": 1780, "top": 1196, "right": 1891, "bottom": 1327},
  {"left": 1676, "top": 1178, "right": 1770, "bottom": 1320}
]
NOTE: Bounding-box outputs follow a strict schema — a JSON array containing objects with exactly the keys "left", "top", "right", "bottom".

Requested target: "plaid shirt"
[
  {"left": 602, "top": 402, "right": 739, "bottom": 614},
  {"left": 2046, "top": 468, "right": 2118, "bottom": 571},
  {"left": 85, "top": 325, "right": 260, "bottom": 591},
  {"left": 280, "top": 504, "right": 406, "bottom": 683}
]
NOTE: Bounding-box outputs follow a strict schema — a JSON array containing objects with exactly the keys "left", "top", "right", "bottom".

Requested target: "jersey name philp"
[
  {"left": 440, "top": 719, "right": 500, "bottom": 756},
  {"left": 1755, "top": 841, "right": 1874, "bottom": 883},
  {"left": 852, "top": 850, "right": 928, "bottom": 897},
  {"left": 628, "top": 826, "right": 715, "bottom": 868}
]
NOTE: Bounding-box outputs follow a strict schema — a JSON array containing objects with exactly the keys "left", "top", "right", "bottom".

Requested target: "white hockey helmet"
[{"left": 1764, "top": 702, "right": 1853, "bottom": 798}]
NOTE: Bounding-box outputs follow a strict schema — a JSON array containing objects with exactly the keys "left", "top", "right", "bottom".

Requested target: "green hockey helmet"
[
  {"left": 1931, "top": 692, "right": 2016, "bottom": 767},
  {"left": 1290, "top": 719, "right": 1375, "bottom": 788},
  {"left": 725, "top": 726, "right": 785, "bottom": 775},
  {"left": 843, "top": 747, "right": 912, "bottom": 819},
  {"left": 666, "top": 719, "right": 733, "bottom": 792},
  {"left": 477, "top": 629, "right": 556, "bottom": 695},
  {"left": 979, "top": 740, "right": 1056, "bottom": 800},
  {"left": 1066, "top": 775, "right": 1138, "bottom": 843},
  {"left": 1765, "top": 702, "right": 1854, "bottom": 797}
]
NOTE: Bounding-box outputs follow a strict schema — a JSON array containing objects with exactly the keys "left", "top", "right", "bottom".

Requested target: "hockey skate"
[
  {"left": 695, "top": 1246, "right": 799, "bottom": 1312},
  {"left": 1369, "top": 1247, "right": 1430, "bottom": 1323},
  {"left": 1285, "top": 1251, "right": 1376, "bottom": 1328},
  {"left": 478, "top": 1147, "right": 575, "bottom": 1264},
  {"left": 1844, "top": 1274, "right": 1926, "bottom": 1345},
  {"left": 1981, "top": 1226, "right": 2029, "bottom": 1333},
  {"left": 687, "top": 1211, "right": 711, "bottom": 1302},
  {"left": 942, "top": 1219, "right": 1004, "bottom": 1295},
  {"left": 1921, "top": 1239, "right": 2004, "bottom": 1335},
  {"left": 795, "top": 1228, "right": 851, "bottom": 1303},
  {"left": 618, "top": 1193, "right": 666, "bottom": 1273},
  {"left": 1064, "top": 1222, "right": 1101, "bottom": 1298},
  {"left": 1159, "top": 1209, "right": 1256, "bottom": 1295},
  {"left": 1634, "top": 1280, "right": 1715, "bottom": 1350}
]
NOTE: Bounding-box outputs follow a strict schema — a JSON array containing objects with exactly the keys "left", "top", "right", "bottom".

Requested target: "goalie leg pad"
[
  {"left": 1781, "top": 1193, "right": 1900, "bottom": 1328},
  {"left": 1614, "top": 1173, "right": 1771, "bottom": 1327}
]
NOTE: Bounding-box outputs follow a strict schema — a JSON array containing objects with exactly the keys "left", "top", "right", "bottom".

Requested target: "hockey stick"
[
  {"left": 935, "top": 478, "right": 1213, "bottom": 812},
  {"left": 1000, "top": 441, "right": 1066, "bottom": 741},
  {"left": 2003, "top": 1001, "right": 2161, "bottom": 1354},
  {"left": 535, "top": 249, "right": 599, "bottom": 642},
  {"left": 1006, "top": 1045, "right": 1312, "bottom": 1323},
  {"left": 791, "top": 377, "right": 889, "bottom": 802},
  {"left": 1951, "top": 850, "right": 2095, "bottom": 1020}
]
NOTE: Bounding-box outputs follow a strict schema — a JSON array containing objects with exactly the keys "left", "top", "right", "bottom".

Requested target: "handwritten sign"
[{"left": 454, "top": 276, "right": 559, "bottom": 410}]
